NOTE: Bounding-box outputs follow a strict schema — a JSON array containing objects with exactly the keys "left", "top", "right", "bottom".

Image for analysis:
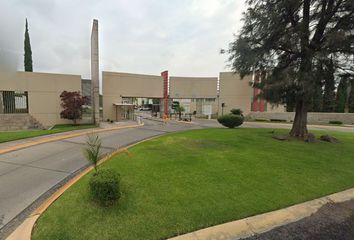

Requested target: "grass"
[
  {"left": 32, "top": 128, "right": 354, "bottom": 240},
  {"left": 0, "top": 124, "right": 96, "bottom": 143}
]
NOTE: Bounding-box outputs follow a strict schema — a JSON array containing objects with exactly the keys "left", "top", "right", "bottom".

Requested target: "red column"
[{"left": 161, "top": 71, "right": 169, "bottom": 117}]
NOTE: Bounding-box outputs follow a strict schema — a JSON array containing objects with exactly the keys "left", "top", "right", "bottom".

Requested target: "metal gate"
[{"left": 0, "top": 91, "right": 29, "bottom": 114}]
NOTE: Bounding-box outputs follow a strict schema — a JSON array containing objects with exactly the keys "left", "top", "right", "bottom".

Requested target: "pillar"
[
  {"left": 161, "top": 70, "right": 169, "bottom": 117},
  {"left": 91, "top": 19, "right": 100, "bottom": 125}
]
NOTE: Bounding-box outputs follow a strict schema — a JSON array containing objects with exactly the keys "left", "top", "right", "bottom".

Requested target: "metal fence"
[{"left": 0, "top": 91, "right": 29, "bottom": 114}]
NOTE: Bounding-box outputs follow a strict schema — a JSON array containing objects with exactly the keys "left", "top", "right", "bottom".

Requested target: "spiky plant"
[{"left": 83, "top": 134, "right": 102, "bottom": 174}]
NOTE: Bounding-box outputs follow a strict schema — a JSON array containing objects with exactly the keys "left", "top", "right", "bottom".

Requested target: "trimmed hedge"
[
  {"left": 230, "top": 108, "right": 243, "bottom": 116},
  {"left": 255, "top": 118, "right": 269, "bottom": 122},
  {"left": 270, "top": 119, "right": 287, "bottom": 122},
  {"left": 217, "top": 114, "right": 244, "bottom": 128},
  {"left": 89, "top": 168, "right": 121, "bottom": 206}
]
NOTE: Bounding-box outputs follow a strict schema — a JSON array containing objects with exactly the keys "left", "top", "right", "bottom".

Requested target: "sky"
[{"left": 0, "top": 0, "right": 246, "bottom": 79}]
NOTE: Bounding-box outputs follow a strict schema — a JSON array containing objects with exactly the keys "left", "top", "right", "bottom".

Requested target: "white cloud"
[{"left": 0, "top": 0, "right": 246, "bottom": 78}]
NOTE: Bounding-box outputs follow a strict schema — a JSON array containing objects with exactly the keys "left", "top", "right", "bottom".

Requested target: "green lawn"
[
  {"left": 32, "top": 128, "right": 354, "bottom": 240},
  {"left": 0, "top": 124, "right": 96, "bottom": 143}
]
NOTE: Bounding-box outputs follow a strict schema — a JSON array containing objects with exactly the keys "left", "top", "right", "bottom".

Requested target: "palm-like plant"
[
  {"left": 83, "top": 134, "right": 102, "bottom": 174},
  {"left": 175, "top": 106, "right": 185, "bottom": 120}
]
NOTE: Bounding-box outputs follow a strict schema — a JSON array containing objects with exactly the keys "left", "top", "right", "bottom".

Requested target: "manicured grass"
[
  {"left": 32, "top": 128, "right": 354, "bottom": 240},
  {"left": 0, "top": 124, "right": 96, "bottom": 143}
]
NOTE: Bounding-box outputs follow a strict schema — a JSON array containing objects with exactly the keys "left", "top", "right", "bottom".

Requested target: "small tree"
[
  {"left": 83, "top": 134, "right": 102, "bottom": 174},
  {"left": 60, "top": 91, "right": 88, "bottom": 124},
  {"left": 175, "top": 105, "right": 185, "bottom": 120}
]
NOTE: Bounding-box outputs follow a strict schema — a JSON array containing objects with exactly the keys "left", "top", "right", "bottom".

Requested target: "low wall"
[
  {"left": 247, "top": 112, "right": 354, "bottom": 124},
  {"left": 0, "top": 114, "right": 44, "bottom": 131}
]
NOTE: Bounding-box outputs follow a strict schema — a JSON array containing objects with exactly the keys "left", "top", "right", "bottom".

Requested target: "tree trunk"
[{"left": 290, "top": 99, "right": 308, "bottom": 138}]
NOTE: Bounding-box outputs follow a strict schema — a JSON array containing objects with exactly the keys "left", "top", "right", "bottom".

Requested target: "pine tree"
[
  {"left": 322, "top": 59, "right": 336, "bottom": 112},
  {"left": 348, "top": 78, "right": 354, "bottom": 113},
  {"left": 309, "top": 61, "right": 323, "bottom": 112},
  {"left": 24, "top": 18, "right": 33, "bottom": 72},
  {"left": 228, "top": 0, "right": 354, "bottom": 138},
  {"left": 335, "top": 76, "right": 349, "bottom": 113}
]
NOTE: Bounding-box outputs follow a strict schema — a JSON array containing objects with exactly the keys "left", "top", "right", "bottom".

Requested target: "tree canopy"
[
  {"left": 60, "top": 91, "right": 89, "bottom": 124},
  {"left": 229, "top": 0, "right": 354, "bottom": 138}
]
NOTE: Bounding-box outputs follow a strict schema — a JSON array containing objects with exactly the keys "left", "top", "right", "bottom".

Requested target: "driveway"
[{"left": 0, "top": 119, "right": 202, "bottom": 239}]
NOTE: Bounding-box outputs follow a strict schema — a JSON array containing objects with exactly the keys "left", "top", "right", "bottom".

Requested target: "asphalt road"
[{"left": 0, "top": 119, "right": 202, "bottom": 238}]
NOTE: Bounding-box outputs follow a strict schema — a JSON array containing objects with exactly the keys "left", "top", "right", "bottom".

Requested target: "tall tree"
[
  {"left": 309, "top": 61, "right": 323, "bottom": 112},
  {"left": 336, "top": 76, "right": 349, "bottom": 112},
  {"left": 322, "top": 59, "right": 337, "bottom": 112},
  {"left": 349, "top": 78, "right": 354, "bottom": 113},
  {"left": 228, "top": 0, "right": 354, "bottom": 138},
  {"left": 24, "top": 18, "right": 33, "bottom": 72}
]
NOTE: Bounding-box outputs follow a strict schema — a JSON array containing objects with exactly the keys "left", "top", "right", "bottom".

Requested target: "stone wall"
[
  {"left": 247, "top": 112, "right": 354, "bottom": 124},
  {"left": 0, "top": 114, "right": 44, "bottom": 131}
]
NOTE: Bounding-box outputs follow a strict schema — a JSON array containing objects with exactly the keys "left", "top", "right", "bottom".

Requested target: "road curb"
[
  {"left": 5, "top": 133, "right": 161, "bottom": 240},
  {"left": 0, "top": 123, "right": 144, "bottom": 155},
  {"left": 168, "top": 188, "right": 354, "bottom": 240}
]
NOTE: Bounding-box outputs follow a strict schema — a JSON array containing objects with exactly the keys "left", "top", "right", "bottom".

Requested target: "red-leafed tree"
[{"left": 60, "top": 91, "right": 89, "bottom": 124}]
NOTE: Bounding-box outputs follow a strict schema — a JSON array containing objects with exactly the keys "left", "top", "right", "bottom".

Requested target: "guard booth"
[{"left": 113, "top": 103, "right": 134, "bottom": 121}]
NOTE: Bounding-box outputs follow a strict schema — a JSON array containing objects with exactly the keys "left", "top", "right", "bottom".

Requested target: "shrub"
[
  {"left": 230, "top": 108, "right": 243, "bottom": 116},
  {"left": 329, "top": 120, "right": 343, "bottom": 125},
  {"left": 83, "top": 134, "right": 102, "bottom": 173},
  {"left": 255, "top": 118, "right": 269, "bottom": 122},
  {"left": 89, "top": 168, "right": 121, "bottom": 205},
  {"left": 270, "top": 119, "right": 287, "bottom": 122},
  {"left": 217, "top": 114, "right": 244, "bottom": 128}
]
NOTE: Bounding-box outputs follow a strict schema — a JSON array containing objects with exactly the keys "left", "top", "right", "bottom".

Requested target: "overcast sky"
[{"left": 0, "top": 0, "right": 246, "bottom": 79}]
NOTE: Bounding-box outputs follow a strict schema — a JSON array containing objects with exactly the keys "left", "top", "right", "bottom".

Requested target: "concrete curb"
[
  {"left": 168, "top": 188, "right": 354, "bottom": 240},
  {"left": 0, "top": 123, "right": 144, "bottom": 155},
  {"left": 5, "top": 133, "right": 160, "bottom": 240}
]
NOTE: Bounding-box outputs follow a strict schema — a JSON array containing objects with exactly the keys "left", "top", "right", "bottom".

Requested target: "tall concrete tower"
[{"left": 91, "top": 19, "right": 100, "bottom": 125}]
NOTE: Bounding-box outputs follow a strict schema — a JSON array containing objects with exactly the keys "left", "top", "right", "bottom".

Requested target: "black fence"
[{"left": 0, "top": 91, "right": 29, "bottom": 114}]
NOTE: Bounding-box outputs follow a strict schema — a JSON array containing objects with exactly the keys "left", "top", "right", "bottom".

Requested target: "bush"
[
  {"left": 329, "top": 120, "right": 343, "bottom": 125},
  {"left": 217, "top": 114, "right": 244, "bottom": 128},
  {"left": 89, "top": 169, "right": 121, "bottom": 206},
  {"left": 255, "top": 118, "right": 269, "bottom": 122},
  {"left": 230, "top": 108, "right": 243, "bottom": 116},
  {"left": 270, "top": 119, "right": 287, "bottom": 122}
]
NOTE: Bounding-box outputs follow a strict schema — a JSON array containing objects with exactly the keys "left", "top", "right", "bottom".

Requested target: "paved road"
[{"left": 0, "top": 119, "right": 202, "bottom": 239}]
